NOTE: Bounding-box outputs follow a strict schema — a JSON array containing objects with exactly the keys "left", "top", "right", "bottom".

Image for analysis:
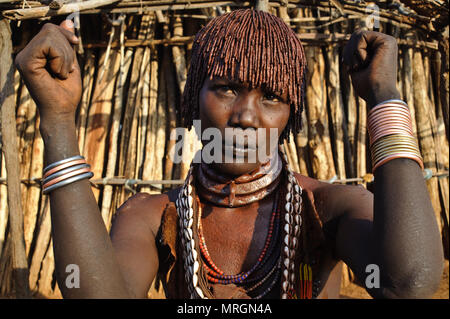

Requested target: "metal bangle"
[
  {"left": 42, "top": 163, "right": 91, "bottom": 185},
  {"left": 43, "top": 155, "right": 85, "bottom": 175},
  {"left": 372, "top": 150, "right": 422, "bottom": 164},
  {"left": 373, "top": 154, "right": 424, "bottom": 172},
  {"left": 371, "top": 99, "right": 408, "bottom": 110},
  {"left": 371, "top": 134, "right": 418, "bottom": 146},
  {"left": 371, "top": 136, "right": 418, "bottom": 149},
  {"left": 368, "top": 111, "right": 412, "bottom": 127},
  {"left": 372, "top": 144, "right": 420, "bottom": 157},
  {"left": 372, "top": 148, "right": 422, "bottom": 164},
  {"left": 43, "top": 172, "right": 94, "bottom": 194}
]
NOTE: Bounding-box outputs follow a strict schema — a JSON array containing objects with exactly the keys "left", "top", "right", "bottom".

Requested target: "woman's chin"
[{"left": 210, "top": 161, "right": 262, "bottom": 177}]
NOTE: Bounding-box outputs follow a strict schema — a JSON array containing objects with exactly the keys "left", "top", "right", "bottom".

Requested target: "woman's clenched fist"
[{"left": 15, "top": 20, "right": 82, "bottom": 124}]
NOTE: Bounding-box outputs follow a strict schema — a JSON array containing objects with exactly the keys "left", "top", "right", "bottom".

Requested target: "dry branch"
[
  {"left": 0, "top": 19, "right": 30, "bottom": 298},
  {"left": 101, "top": 17, "right": 133, "bottom": 229},
  {"left": 305, "top": 45, "right": 336, "bottom": 180},
  {"left": 325, "top": 42, "right": 347, "bottom": 179},
  {"left": 2, "top": 0, "right": 120, "bottom": 20},
  {"left": 76, "top": 50, "right": 96, "bottom": 154},
  {"left": 413, "top": 48, "right": 443, "bottom": 235}
]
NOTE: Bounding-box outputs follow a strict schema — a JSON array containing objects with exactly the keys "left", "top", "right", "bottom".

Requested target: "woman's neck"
[{"left": 196, "top": 153, "right": 282, "bottom": 207}]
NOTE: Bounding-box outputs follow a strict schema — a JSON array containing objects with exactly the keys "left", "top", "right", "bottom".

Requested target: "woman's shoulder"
[
  {"left": 293, "top": 172, "right": 371, "bottom": 196},
  {"left": 292, "top": 172, "right": 373, "bottom": 222},
  {"left": 113, "top": 187, "right": 182, "bottom": 237}
]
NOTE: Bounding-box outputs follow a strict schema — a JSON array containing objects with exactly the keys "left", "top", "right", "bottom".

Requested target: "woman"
[{"left": 15, "top": 9, "right": 443, "bottom": 299}]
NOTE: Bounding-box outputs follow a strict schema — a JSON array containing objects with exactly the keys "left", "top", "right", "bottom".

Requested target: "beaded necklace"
[
  {"left": 176, "top": 150, "right": 303, "bottom": 299},
  {"left": 198, "top": 190, "right": 281, "bottom": 285}
]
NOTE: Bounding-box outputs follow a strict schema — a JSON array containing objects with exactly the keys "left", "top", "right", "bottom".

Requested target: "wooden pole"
[
  {"left": 401, "top": 38, "right": 419, "bottom": 136},
  {"left": 412, "top": 48, "right": 443, "bottom": 237},
  {"left": 117, "top": 16, "right": 150, "bottom": 203},
  {"left": 28, "top": 198, "right": 51, "bottom": 293},
  {"left": 15, "top": 79, "right": 36, "bottom": 255},
  {"left": 304, "top": 46, "right": 336, "bottom": 180},
  {"left": 325, "top": 43, "right": 347, "bottom": 180},
  {"left": 255, "top": 0, "right": 269, "bottom": 12},
  {"left": 23, "top": 112, "right": 43, "bottom": 256},
  {"left": 0, "top": 153, "right": 8, "bottom": 258},
  {"left": 141, "top": 47, "right": 159, "bottom": 194},
  {"left": 84, "top": 44, "right": 120, "bottom": 203},
  {"left": 439, "top": 38, "right": 449, "bottom": 139},
  {"left": 0, "top": 19, "right": 30, "bottom": 298},
  {"left": 76, "top": 49, "right": 96, "bottom": 154},
  {"left": 101, "top": 17, "right": 133, "bottom": 229},
  {"left": 2, "top": 0, "right": 120, "bottom": 20}
]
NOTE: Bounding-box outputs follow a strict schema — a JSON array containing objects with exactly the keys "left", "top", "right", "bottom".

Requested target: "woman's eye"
[
  {"left": 264, "top": 93, "right": 281, "bottom": 102},
  {"left": 214, "top": 85, "right": 235, "bottom": 95}
]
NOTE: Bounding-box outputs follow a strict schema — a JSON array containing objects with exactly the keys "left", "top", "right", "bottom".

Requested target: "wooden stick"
[
  {"left": 0, "top": 67, "right": 21, "bottom": 297},
  {"left": 76, "top": 49, "right": 96, "bottom": 154},
  {"left": 341, "top": 64, "right": 357, "bottom": 179},
  {"left": 80, "top": 1, "right": 250, "bottom": 16},
  {"left": 286, "top": 133, "right": 300, "bottom": 173},
  {"left": 423, "top": 49, "right": 449, "bottom": 258},
  {"left": 2, "top": 0, "right": 120, "bottom": 20},
  {"left": 295, "top": 112, "right": 310, "bottom": 176},
  {"left": 172, "top": 17, "right": 187, "bottom": 94},
  {"left": 48, "top": 0, "right": 66, "bottom": 10},
  {"left": 438, "top": 40, "right": 449, "bottom": 139},
  {"left": 135, "top": 47, "right": 151, "bottom": 180},
  {"left": 133, "top": 16, "right": 153, "bottom": 183},
  {"left": 169, "top": 19, "right": 195, "bottom": 180},
  {"left": 28, "top": 197, "right": 51, "bottom": 293},
  {"left": 142, "top": 47, "right": 159, "bottom": 194},
  {"left": 432, "top": 48, "right": 449, "bottom": 257},
  {"left": 325, "top": 43, "right": 347, "bottom": 180},
  {"left": 163, "top": 61, "right": 176, "bottom": 187},
  {"left": 412, "top": 48, "right": 443, "bottom": 235},
  {"left": 356, "top": 96, "right": 367, "bottom": 185},
  {"left": 402, "top": 39, "right": 418, "bottom": 137},
  {"left": 0, "top": 19, "right": 30, "bottom": 298},
  {"left": 135, "top": 15, "right": 155, "bottom": 193},
  {"left": 153, "top": 41, "right": 168, "bottom": 185},
  {"left": 151, "top": 17, "right": 168, "bottom": 190},
  {"left": 15, "top": 79, "right": 37, "bottom": 257},
  {"left": 0, "top": 235, "right": 12, "bottom": 296},
  {"left": 118, "top": 16, "right": 150, "bottom": 202},
  {"left": 304, "top": 46, "right": 336, "bottom": 180},
  {"left": 0, "top": 153, "right": 8, "bottom": 258},
  {"left": 293, "top": 8, "right": 311, "bottom": 178},
  {"left": 153, "top": 64, "right": 167, "bottom": 191},
  {"left": 101, "top": 17, "right": 133, "bottom": 229},
  {"left": 255, "top": 0, "right": 269, "bottom": 12},
  {"left": 23, "top": 113, "right": 43, "bottom": 256},
  {"left": 84, "top": 46, "right": 120, "bottom": 203},
  {"left": 37, "top": 237, "right": 56, "bottom": 297}
]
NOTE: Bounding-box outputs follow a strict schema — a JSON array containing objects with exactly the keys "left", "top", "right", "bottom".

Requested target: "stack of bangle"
[
  {"left": 368, "top": 99, "right": 424, "bottom": 172},
  {"left": 42, "top": 155, "right": 93, "bottom": 194}
]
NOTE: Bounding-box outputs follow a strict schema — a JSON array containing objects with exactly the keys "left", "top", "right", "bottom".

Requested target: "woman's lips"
[{"left": 222, "top": 142, "right": 258, "bottom": 163}]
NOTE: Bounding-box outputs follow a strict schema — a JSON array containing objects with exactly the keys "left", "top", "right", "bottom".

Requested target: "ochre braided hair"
[{"left": 181, "top": 9, "right": 307, "bottom": 141}]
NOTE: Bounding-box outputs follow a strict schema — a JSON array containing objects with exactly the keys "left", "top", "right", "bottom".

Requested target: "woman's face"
[{"left": 198, "top": 76, "right": 291, "bottom": 176}]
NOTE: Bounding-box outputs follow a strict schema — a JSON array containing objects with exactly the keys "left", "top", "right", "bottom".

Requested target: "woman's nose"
[{"left": 229, "top": 93, "right": 259, "bottom": 129}]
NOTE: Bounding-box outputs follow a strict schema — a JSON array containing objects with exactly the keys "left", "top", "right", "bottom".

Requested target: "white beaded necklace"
[{"left": 175, "top": 151, "right": 303, "bottom": 299}]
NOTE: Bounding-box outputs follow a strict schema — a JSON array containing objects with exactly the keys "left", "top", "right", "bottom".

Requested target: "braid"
[{"left": 181, "top": 9, "right": 307, "bottom": 142}]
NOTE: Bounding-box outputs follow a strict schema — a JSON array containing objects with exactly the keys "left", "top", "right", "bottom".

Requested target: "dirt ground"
[
  {"left": 339, "top": 260, "right": 449, "bottom": 299},
  {"left": 1, "top": 261, "right": 448, "bottom": 299},
  {"left": 145, "top": 260, "right": 450, "bottom": 299}
]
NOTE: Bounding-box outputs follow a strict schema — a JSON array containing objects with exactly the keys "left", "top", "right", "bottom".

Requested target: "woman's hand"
[
  {"left": 343, "top": 30, "right": 401, "bottom": 108},
  {"left": 14, "top": 20, "right": 81, "bottom": 124}
]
